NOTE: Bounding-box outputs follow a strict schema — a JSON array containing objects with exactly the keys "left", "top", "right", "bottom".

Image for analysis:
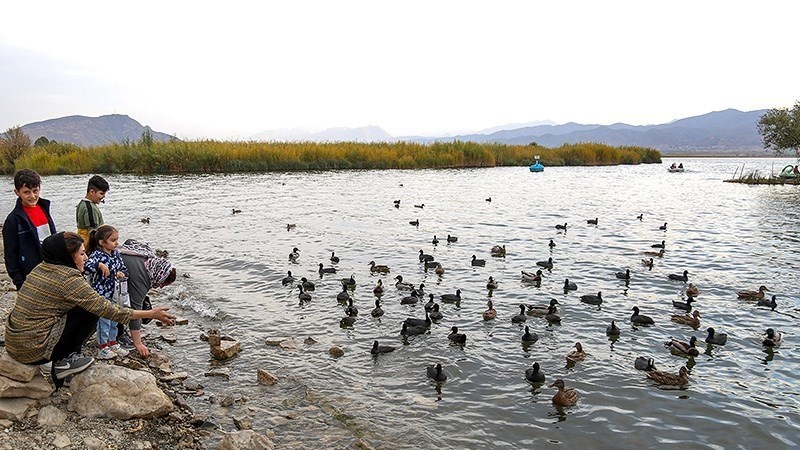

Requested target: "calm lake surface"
[{"left": 4, "top": 157, "right": 799, "bottom": 449}]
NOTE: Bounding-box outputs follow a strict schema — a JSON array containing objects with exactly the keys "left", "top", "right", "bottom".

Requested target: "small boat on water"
[
  {"left": 668, "top": 163, "right": 685, "bottom": 173},
  {"left": 530, "top": 159, "right": 544, "bottom": 172}
]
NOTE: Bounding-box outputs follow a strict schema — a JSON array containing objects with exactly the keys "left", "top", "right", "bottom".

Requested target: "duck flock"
[{"left": 277, "top": 204, "right": 785, "bottom": 408}]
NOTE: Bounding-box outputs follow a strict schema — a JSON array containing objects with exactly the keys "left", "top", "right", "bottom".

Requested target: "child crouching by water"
[{"left": 83, "top": 225, "right": 129, "bottom": 359}]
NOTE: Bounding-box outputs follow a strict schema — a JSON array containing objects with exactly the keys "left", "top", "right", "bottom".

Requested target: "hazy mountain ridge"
[{"left": 20, "top": 114, "right": 176, "bottom": 147}]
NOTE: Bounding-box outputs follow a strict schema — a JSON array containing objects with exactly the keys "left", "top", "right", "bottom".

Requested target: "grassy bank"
[{"left": 12, "top": 140, "right": 661, "bottom": 175}]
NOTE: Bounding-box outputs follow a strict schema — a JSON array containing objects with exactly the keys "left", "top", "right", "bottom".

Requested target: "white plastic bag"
[{"left": 114, "top": 279, "right": 131, "bottom": 307}]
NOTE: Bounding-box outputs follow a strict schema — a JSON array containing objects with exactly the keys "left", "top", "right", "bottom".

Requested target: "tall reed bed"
[{"left": 14, "top": 140, "right": 661, "bottom": 175}]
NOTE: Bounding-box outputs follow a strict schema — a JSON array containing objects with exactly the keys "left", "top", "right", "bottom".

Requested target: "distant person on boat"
[
  {"left": 670, "top": 163, "right": 677, "bottom": 170},
  {"left": 678, "top": 163, "right": 683, "bottom": 169},
  {"left": 794, "top": 165, "right": 799, "bottom": 175}
]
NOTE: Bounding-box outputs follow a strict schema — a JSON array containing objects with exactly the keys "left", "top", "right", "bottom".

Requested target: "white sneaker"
[
  {"left": 97, "top": 347, "right": 116, "bottom": 360},
  {"left": 109, "top": 343, "right": 129, "bottom": 358}
]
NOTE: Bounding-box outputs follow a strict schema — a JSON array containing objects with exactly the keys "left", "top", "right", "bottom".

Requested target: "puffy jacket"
[{"left": 2, "top": 197, "right": 57, "bottom": 290}]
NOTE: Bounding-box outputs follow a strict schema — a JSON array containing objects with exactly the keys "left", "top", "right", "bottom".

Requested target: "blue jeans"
[{"left": 96, "top": 296, "right": 118, "bottom": 346}]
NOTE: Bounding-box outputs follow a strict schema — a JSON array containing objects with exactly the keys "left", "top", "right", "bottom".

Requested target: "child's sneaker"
[
  {"left": 109, "top": 343, "right": 129, "bottom": 358},
  {"left": 97, "top": 347, "right": 116, "bottom": 360},
  {"left": 53, "top": 353, "right": 94, "bottom": 379}
]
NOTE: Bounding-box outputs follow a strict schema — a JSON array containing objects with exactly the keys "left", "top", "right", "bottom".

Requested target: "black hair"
[
  {"left": 63, "top": 231, "right": 85, "bottom": 256},
  {"left": 88, "top": 224, "right": 117, "bottom": 254},
  {"left": 87, "top": 175, "right": 109, "bottom": 193},
  {"left": 162, "top": 268, "right": 177, "bottom": 287},
  {"left": 13, "top": 169, "right": 41, "bottom": 190}
]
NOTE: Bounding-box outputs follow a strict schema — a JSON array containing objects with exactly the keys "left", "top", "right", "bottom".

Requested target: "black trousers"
[{"left": 33, "top": 307, "right": 99, "bottom": 365}]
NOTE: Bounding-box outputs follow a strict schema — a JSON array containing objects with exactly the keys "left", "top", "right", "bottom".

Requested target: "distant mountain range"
[{"left": 20, "top": 114, "right": 175, "bottom": 147}]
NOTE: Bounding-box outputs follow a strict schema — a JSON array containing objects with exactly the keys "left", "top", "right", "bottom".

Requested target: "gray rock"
[
  {"left": 36, "top": 405, "right": 67, "bottom": 427},
  {"left": 218, "top": 430, "right": 274, "bottom": 450},
  {"left": 0, "top": 419, "right": 13, "bottom": 428},
  {"left": 205, "top": 368, "right": 230, "bottom": 380},
  {"left": 328, "top": 346, "right": 344, "bottom": 358},
  {"left": 220, "top": 395, "right": 235, "bottom": 407},
  {"left": 0, "top": 372, "right": 53, "bottom": 399},
  {"left": 183, "top": 379, "right": 201, "bottom": 391},
  {"left": 68, "top": 365, "right": 173, "bottom": 419},
  {"left": 233, "top": 416, "right": 252, "bottom": 430},
  {"left": 0, "top": 397, "right": 37, "bottom": 421},
  {"left": 84, "top": 437, "right": 105, "bottom": 449},
  {"left": 158, "top": 371, "right": 189, "bottom": 382},
  {"left": 160, "top": 333, "right": 177, "bottom": 343},
  {"left": 52, "top": 433, "right": 71, "bottom": 448},
  {"left": 0, "top": 349, "right": 38, "bottom": 382},
  {"left": 256, "top": 369, "right": 277, "bottom": 386}
]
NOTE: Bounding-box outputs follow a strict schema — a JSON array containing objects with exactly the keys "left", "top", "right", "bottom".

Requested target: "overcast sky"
[{"left": 1, "top": 1, "right": 796, "bottom": 139}]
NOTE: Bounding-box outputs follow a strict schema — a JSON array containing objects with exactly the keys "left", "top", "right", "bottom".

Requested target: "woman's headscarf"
[
  {"left": 41, "top": 232, "right": 78, "bottom": 269},
  {"left": 120, "top": 239, "right": 174, "bottom": 286}
]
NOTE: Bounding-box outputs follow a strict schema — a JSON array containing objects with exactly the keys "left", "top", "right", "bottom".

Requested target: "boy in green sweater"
[{"left": 76, "top": 175, "right": 108, "bottom": 248}]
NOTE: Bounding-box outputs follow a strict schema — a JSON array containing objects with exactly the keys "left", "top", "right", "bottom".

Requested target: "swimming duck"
[
  {"left": 345, "top": 298, "right": 358, "bottom": 317},
  {"left": 341, "top": 274, "right": 357, "bottom": 289},
  {"left": 486, "top": 276, "right": 499, "bottom": 290},
  {"left": 418, "top": 250, "right": 435, "bottom": 263},
  {"left": 401, "top": 322, "right": 427, "bottom": 337},
  {"left": 637, "top": 213, "right": 643, "bottom": 221},
  {"left": 432, "top": 235, "right": 439, "bottom": 245},
  {"left": 521, "top": 325, "right": 538, "bottom": 343},
  {"left": 491, "top": 245, "right": 506, "bottom": 257},
  {"left": 409, "top": 219, "right": 420, "bottom": 226},
  {"left": 587, "top": 218, "right": 598, "bottom": 225},
  {"left": 615, "top": 269, "right": 630, "bottom": 280},
  {"left": 404, "top": 312, "right": 431, "bottom": 329},
  {"left": 550, "top": 379, "right": 578, "bottom": 406},
  {"left": 448, "top": 326, "right": 467, "bottom": 344},
  {"left": 371, "top": 341, "right": 395, "bottom": 355},
  {"left": 288, "top": 247, "right": 300, "bottom": 261},
  {"left": 580, "top": 291, "right": 603, "bottom": 305},
  {"left": 447, "top": 235, "right": 458, "bottom": 243},
  {"left": 393, "top": 199, "right": 401, "bottom": 207},
  {"left": 434, "top": 263, "right": 445, "bottom": 275},
  {"left": 319, "top": 263, "right": 337, "bottom": 274},
  {"left": 521, "top": 270, "right": 543, "bottom": 284},
  {"left": 297, "top": 285, "right": 311, "bottom": 302},
  {"left": 762, "top": 328, "right": 783, "bottom": 347},
  {"left": 527, "top": 299, "right": 559, "bottom": 317},
  {"left": 413, "top": 283, "right": 426, "bottom": 297},
  {"left": 424, "top": 260, "right": 438, "bottom": 269},
  {"left": 330, "top": 252, "right": 340, "bottom": 263},
  {"left": 668, "top": 270, "right": 689, "bottom": 282},
  {"left": 665, "top": 336, "right": 699, "bottom": 357},
  {"left": 300, "top": 277, "right": 315, "bottom": 291},
  {"left": 737, "top": 285, "right": 769, "bottom": 301},
  {"left": 231, "top": 208, "right": 242, "bottom": 215},
  {"left": 705, "top": 327, "right": 727, "bottom": 345},
  {"left": 394, "top": 275, "right": 414, "bottom": 290},
  {"left": 757, "top": 295, "right": 778, "bottom": 310},
  {"left": 643, "top": 249, "right": 665, "bottom": 258},
  {"left": 483, "top": 301, "right": 497, "bottom": 321},
  {"left": 536, "top": 257, "right": 553, "bottom": 269},
  {"left": 368, "top": 261, "right": 391, "bottom": 273},
  {"left": 672, "top": 296, "right": 695, "bottom": 311},
  {"left": 631, "top": 306, "right": 655, "bottom": 325},
  {"left": 606, "top": 320, "right": 621, "bottom": 336},
  {"left": 414, "top": 204, "right": 424, "bottom": 209},
  {"left": 140, "top": 217, "right": 150, "bottom": 224},
  {"left": 646, "top": 366, "right": 689, "bottom": 387},
  {"left": 555, "top": 223, "right": 568, "bottom": 230},
  {"left": 426, "top": 363, "right": 447, "bottom": 382},
  {"left": 686, "top": 283, "right": 699, "bottom": 297},
  {"left": 651, "top": 240, "right": 666, "bottom": 249},
  {"left": 370, "top": 299, "right": 384, "bottom": 317},
  {"left": 511, "top": 304, "right": 528, "bottom": 323},
  {"left": 336, "top": 285, "right": 350, "bottom": 303},
  {"left": 281, "top": 271, "right": 295, "bottom": 286},
  {"left": 400, "top": 290, "right": 420, "bottom": 304},
  {"left": 485, "top": 197, "right": 492, "bottom": 202},
  {"left": 634, "top": 357, "right": 657, "bottom": 371},
  {"left": 429, "top": 304, "right": 443, "bottom": 321},
  {"left": 659, "top": 222, "right": 668, "bottom": 231},
  {"left": 545, "top": 305, "right": 562, "bottom": 323},
  {"left": 566, "top": 342, "right": 586, "bottom": 362},
  {"left": 548, "top": 239, "right": 556, "bottom": 248},
  {"left": 373, "top": 279, "right": 384, "bottom": 296},
  {"left": 525, "top": 362, "right": 546, "bottom": 383},
  {"left": 340, "top": 310, "right": 356, "bottom": 327},
  {"left": 642, "top": 258, "right": 654, "bottom": 269},
  {"left": 671, "top": 310, "right": 701, "bottom": 328},
  {"left": 440, "top": 289, "right": 462, "bottom": 303},
  {"left": 423, "top": 293, "right": 436, "bottom": 311},
  {"left": 471, "top": 255, "right": 486, "bottom": 267},
  {"left": 563, "top": 278, "right": 577, "bottom": 291}
]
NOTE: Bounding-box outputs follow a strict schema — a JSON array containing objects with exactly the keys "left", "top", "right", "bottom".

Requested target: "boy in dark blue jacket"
[{"left": 2, "top": 169, "right": 57, "bottom": 290}]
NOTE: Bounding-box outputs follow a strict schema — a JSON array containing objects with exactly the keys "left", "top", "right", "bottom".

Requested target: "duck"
[
  {"left": 536, "top": 257, "right": 554, "bottom": 269},
  {"left": 686, "top": 283, "right": 699, "bottom": 297},
  {"left": 665, "top": 336, "right": 699, "bottom": 357},
  {"left": 631, "top": 306, "right": 655, "bottom": 325},
  {"left": 634, "top": 357, "right": 657, "bottom": 372},
  {"left": 372, "top": 279, "right": 384, "bottom": 296},
  {"left": 511, "top": 304, "right": 528, "bottom": 323},
  {"left": 429, "top": 304, "right": 443, "bottom": 321},
  {"left": 446, "top": 234, "right": 458, "bottom": 243},
  {"left": 659, "top": 222, "right": 668, "bottom": 231},
  {"left": 671, "top": 310, "right": 701, "bottom": 328},
  {"left": 426, "top": 363, "right": 447, "bottom": 382},
  {"left": 762, "top": 328, "right": 783, "bottom": 347},
  {"left": 545, "top": 305, "right": 562, "bottom": 323},
  {"left": 550, "top": 379, "right": 578, "bottom": 406},
  {"left": 606, "top": 320, "right": 621, "bottom": 336},
  {"left": 448, "top": 326, "right": 467, "bottom": 344},
  {"left": 485, "top": 197, "right": 492, "bottom": 202},
  {"left": 757, "top": 295, "right": 778, "bottom": 310},
  {"left": 431, "top": 235, "right": 439, "bottom": 245},
  {"left": 340, "top": 310, "right": 356, "bottom": 327},
  {"left": 288, "top": 247, "right": 300, "bottom": 262},
  {"left": 587, "top": 218, "right": 598, "bottom": 225},
  {"left": 521, "top": 325, "right": 538, "bottom": 343},
  {"left": 555, "top": 223, "right": 568, "bottom": 230},
  {"left": 370, "top": 341, "right": 395, "bottom": 355},
  {"left": 330, "top": 252, "right": 340, "bottom": 263},
  {"left": 548, "top": 239, "right": 556, "bottom": 248},
  {"left": 281, "top": 271, "right": 295, "bottom": 286},
  {"left": 615, "top": 269, "right": 631, "bottom": 280},
  {"left": 651, "top": 240, "right": 666, "bottom": 249},
  {"left": 297, "top": 285, "right": 311, "bottom": 302},
  {"left": 642, "top": 258, "right": 654, "bottom": 269},
  {"left": 486, "top": 276, "right": 499, "bottom": 290},
  {"left": 318, "top": 263, "right": 337, "bottom": 274},
  {"left": 368, "top": 261, "right": 391, "bottom": 273},
  {"left": 286, "top": 223, "right": 296, "bottom": 231},
  {"left": 646, "top": 366, "right": 689, "bottom": 387},
  {"left": 418, "top": 250, "right": 435, "bottom": 263},
  {"left": 705, "top": 327, "right": 727, "bottom": 345},
  {"left": 409, "top": 219, "right": 420, "bottom": 226},
  {"left": 403, "top": 312, "right": 431, "bottom": 329},
  {"left": 434, "top": 263, "right": 445, "bottom": 275},
  {"left": 527, "top": 299, "right": 559, "bottom": 317},
  {"left": 580, "top": 291, "right": 603, "bottom": 305},
  {"left": 737, "top": 285, "right": 769, "bottom": 300},
  {"left": 400, "top": 290, "right": 420, "bottom": 304},
  {"left": 440, "top": 289, "right": 462, "bottom": 303},
  {"left": 521, "top": 270, "right": 543, "bottom": 284},
  {"left": 231, "top": 208, "right": 242, "bottom": 215},
  {"left": 424, "top": 294, "right": 436, "bottom": 311},
  {"left": 525, "top": 362, "right": 546, "bottom": 383},
  {"left": 483, "top": 301, "right": 497, "bottom": 321},
  {"left": 637, "top": 213, "right": 643, "bottom": 221},
  {"left": 413, "top": 283, "right": 426, "bottom": 297},
  {"left": 336, "top": 285, "right": 350, "bottom": 304},
  {"left": 668, "top": 270, "right": 689, "bottom": 282},
  {"left": 643, "top": 249, "right": 665, "bottom": 258},
  {"left": 140, "top": 217, "right": 150, "bottom": 224},
  {"left": 672, "top": 296, "right": 695, "bottom": 311},
  {"left": 491, "top": 245, "right": 506, "bottom": 257},
  {"left": 471, "top": 255, "right": 486, "bottom": 267},
  {"left": 423, "top": 260, "right": 438, "bottom": 269},
  {"left": 300, "top": 277, "right": 315, "bottom": 291},
  {"left": 393, "top": 199, "right": 401, "bottom": 207},
  {"left": 341, "top": 274, "right": 356, "bottom": 289},
  {"left": 566, "top": 342, "right": 586, "bottom": 362},
  {"left": 344, "top": 298, "right": 358, "bottom": 316},
  {"left": 401, "top": 322, "right": 427, "bottom": 337},
  {"left": 563, "top": 278, "right": 577, "bottom": 291},
  {"left": 370, "top": 299, "right": 384, "bottom": 317},
  {"left": 414, "top": 203, "right": 424, "bottom": 209},
  {"left": 394, "top": 275, "right": 414, "bottom": 290}
]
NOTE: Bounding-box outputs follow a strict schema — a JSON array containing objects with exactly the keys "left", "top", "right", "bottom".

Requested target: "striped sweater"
[{"left": 5, "top": 262, "right": 133, "bottom": 364}]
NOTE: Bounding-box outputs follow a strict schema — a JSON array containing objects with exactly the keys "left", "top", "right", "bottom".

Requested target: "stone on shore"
[
  {"left": 256, "top": 369, "right": 277, "bottom": 386},
  {"left": 68, "top": 364, "right": 173, "bottom": 419},
  {"left": 218, "top": 430, "right": 274, "bottom": 450},
  {"left": 208, "top": 329, "right": 241, "bottom": 360},
  {"left": 0, "top": 397, "right": 37, "bottom": 421},
  {"left": 328, "top": 346, "right": 344, "bottom": 358},
  {"left": 0, "top": 372, "right": 53, "bottom": 399},
  {"left": 37, "top": 405, "right": 67, "bottom": 427},
  {"left": 205, "top": 368, "right": 230, "bottom": 380},
  {"left": 0, "top": 349, "right": 38, "bottom": 382}
]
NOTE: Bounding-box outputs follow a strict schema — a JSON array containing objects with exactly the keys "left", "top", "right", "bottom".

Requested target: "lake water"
[{"left": 3, "top": 157, "right": 799, "bottom": 449}]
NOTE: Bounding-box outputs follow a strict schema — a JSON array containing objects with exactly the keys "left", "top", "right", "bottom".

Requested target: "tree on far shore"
[
  {"left": 758, "top": 101, "right": 800, "bottom": 159},
  {"left": 0, "top": 126, "right": 32, "bottom": 166}
]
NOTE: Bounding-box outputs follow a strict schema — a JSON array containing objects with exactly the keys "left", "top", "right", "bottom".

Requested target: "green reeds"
[{"left": 14, "top": 140, "right": 661, "bottom": 175}]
